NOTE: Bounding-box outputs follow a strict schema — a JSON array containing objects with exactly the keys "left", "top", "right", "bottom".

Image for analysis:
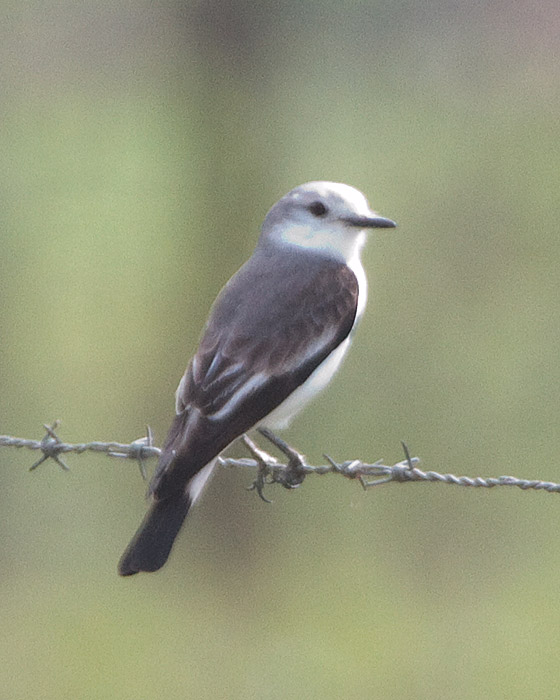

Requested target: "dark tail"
[{"left": 118, "top": 494, "right": 191, "bottom": 576}]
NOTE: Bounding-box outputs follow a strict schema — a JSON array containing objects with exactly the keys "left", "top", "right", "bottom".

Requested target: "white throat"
[{"left": 276, "top": 224, "right": 367, "bottom": 264}]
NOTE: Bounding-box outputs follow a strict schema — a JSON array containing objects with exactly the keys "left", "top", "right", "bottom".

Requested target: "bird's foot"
[
  {"left": 242, "top": 434, "right": 278, "bottom": 503},
  {"left": 257, "top": 427, "right": 307, "bottom": 489}
]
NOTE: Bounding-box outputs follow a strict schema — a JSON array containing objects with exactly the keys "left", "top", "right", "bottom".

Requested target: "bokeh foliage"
[{"left": 1, "top": 1, "right": 559, "bottom": 698}]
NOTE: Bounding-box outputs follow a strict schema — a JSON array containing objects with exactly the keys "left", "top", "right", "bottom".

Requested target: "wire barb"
[
  {"left": 106, "top": 426, "right": 155, "bottom": 480},
  {"left": 29, "top": 421, "right": 70, "bottom": 472}
]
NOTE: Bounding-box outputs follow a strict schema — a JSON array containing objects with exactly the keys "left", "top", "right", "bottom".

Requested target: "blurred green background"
[{"left": 1, "top": 1, "right": 559, "bottom": 698}]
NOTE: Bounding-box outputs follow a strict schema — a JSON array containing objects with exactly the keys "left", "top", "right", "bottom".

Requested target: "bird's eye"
[{"left": 307, "top": 201, "right": 328, "bottom": 217}]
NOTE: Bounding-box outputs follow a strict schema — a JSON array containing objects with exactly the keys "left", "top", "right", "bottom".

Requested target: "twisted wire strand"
[
  {"left": 1, "top": 422, "right": 559, "bottom": 495},
  {"left": 0, "top": 434, "right": 161, "bottom": 458}
]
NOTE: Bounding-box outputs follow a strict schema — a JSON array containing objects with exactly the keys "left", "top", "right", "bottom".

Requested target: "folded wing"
[{"left": 153, "top": 253, "right": 359, "bottom": 498}]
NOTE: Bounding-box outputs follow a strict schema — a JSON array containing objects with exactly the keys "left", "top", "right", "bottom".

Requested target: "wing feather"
[
  {"left": 179, "top": 258, "right": 359, "bottom": 420},
  {"left": 155, "top": 253, "right": 359, "bottom": 499}
]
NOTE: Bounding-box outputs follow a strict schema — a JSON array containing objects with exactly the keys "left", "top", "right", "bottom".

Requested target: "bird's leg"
[
  {"left": 242, "top": 434, "right": 278, "bottom": 503},
  {"left": 257, "top": 427, "right": 307, "bottom": 489}
]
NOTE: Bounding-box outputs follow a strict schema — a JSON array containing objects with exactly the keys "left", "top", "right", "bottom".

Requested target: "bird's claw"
[
  {"left": 242, "top": 434, "right": 277, "bottom": 503},
  {"left": 257, "top": 427, "right": 307, "bottom": 489}
]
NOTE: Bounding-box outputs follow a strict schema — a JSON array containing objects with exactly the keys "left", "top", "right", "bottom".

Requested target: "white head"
[{"left": 260, "top": 181, "right": 396, "bottom": 262}]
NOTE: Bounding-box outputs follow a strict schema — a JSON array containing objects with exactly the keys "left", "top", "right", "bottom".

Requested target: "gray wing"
[
  {"left": 153, "top": 254, "right": 359, "bottom": 499},
  {"left": 177, "top": 258, "right": 359, "bottom": 421}
]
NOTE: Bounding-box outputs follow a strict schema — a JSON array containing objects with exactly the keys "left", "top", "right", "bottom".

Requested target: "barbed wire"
[
  {"left": 0, "top": 421, "right": 160, "bottom": 479},
  {"left": 1, "top": 421, "right": 560, "bottom": 500}
]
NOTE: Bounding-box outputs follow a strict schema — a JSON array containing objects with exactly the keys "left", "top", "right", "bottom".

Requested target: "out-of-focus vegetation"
[{"left": 1, "top": 2, "right": 559, "bottom": 698}]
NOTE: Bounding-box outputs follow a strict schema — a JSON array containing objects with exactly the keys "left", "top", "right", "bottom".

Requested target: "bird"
[{"left": 118, "top": 181, "right": 396, "bottom": 575}]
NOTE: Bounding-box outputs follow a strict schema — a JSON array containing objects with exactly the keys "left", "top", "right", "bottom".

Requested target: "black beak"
[{"left": 343, "top": 214, "right": 397, "bottom": 229}]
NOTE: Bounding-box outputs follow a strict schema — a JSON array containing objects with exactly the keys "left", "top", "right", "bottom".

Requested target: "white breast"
[
  {"left": 261, "top": 337, "right": 352, "bottom": 430},
  {"left": 347, "top": 251, "right": 367, "bottom": 323}
]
